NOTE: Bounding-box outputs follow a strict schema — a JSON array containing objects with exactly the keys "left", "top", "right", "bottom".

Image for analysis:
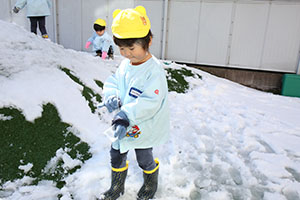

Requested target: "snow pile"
[{"left": 1, "top": 20, "right": 300, "bottom": 200}]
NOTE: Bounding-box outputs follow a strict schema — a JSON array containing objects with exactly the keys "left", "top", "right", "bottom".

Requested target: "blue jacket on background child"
[{"left": 14, "top": 0, "right": 51, "bottom": 17}]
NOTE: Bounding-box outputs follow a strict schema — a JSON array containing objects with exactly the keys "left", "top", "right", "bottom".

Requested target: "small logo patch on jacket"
[
  {"left": 129, "top": 87, "right": 143, "bottom": 98},
  {"left": 126, "top": 125, "right": 141, "bottom": 138}
]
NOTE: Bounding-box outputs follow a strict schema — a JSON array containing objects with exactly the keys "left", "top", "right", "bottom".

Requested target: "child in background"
[
  {"left": 85, "top": 19, "right": 114, "bottom": 60},
  {"left": 99, "top": 6, "right": 169, "bottom": 200},
  {"left": 13, "top": 0, "right": 51, "bottom": 39}
]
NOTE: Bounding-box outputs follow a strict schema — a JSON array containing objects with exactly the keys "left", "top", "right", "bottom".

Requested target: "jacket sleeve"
[
  {"left": 122, "top": 70, "right": 167, "bottom": 125},
  {"left": 87, "top": 32, "right": 97, "bottom": 43},
  {"left": 15, "top": 0, "right": 27, "bottom": 9},
  {"left": 102, "top": 71, "right": 120, "bottom": 101}
]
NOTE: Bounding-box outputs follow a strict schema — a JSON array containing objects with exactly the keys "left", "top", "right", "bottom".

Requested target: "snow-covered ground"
[{"left": 1, "top": 20, "right": 300, "bottom": 200}]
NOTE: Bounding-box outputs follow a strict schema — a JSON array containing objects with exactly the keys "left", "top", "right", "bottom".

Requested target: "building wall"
[
  {"left": 1, "top": 0, "right": 300, "bottom": 73},
  {"left": 166, "top": 0, "right": 300, "bottom": 73}
]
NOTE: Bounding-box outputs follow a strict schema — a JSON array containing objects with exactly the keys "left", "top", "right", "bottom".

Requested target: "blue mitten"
[
  {"left": 104, "top": 96, "right": 120, "bottom": 113},
  {"left": 112, "top": 111, "right": 129, "bottom": 140}
]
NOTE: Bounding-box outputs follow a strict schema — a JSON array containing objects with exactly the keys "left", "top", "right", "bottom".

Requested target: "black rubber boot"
[
  {"left": 99, "top": 161, "right": 128, "bottom": 200},
  {"left": 137, "top": 159, "right": 159, "bottom": 200},
  {"left": 108, "top": 46, "right": 114, "bottom": 59}
]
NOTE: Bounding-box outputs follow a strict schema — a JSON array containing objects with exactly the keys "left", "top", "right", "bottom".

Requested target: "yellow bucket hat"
[
  {"left": 111, "top": 6, "right": 151, "bottom": 39},
  {"left": 94, "top": 18, "right": 106, "bottom": 26}
]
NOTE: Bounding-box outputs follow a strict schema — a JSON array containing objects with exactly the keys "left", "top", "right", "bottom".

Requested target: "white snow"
[
  {"left": 1, "top": 20, "right": 300, "bottom": 200},
  {"left": 0, "top": 114, "right": 12, "bottom": 121},
  {"left": 18, "top": 163, "right": 33, "bottom": 174}
]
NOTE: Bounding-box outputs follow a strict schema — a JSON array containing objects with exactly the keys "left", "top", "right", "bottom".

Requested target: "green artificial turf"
[
  {"left": 0, "top": 103, "right": 92, "bottom": 188},
  {"left": 59, "top": 66, "right": 103, "bottom": 113},
  {"left": 0, "top": 64, "right": 201, "bottom": 194},
  {"left": 94, "top": 79, "right": 103, "bottom": 89},
  {"left": 165, "top": 67, "right": 202, "bottom": 93}
]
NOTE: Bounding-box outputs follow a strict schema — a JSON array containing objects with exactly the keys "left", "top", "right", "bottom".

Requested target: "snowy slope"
[{"left": 1, "top": 20, "right": 300, "bottom": 200}]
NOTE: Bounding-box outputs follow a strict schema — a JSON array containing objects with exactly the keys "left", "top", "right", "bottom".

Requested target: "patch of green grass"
[
  {"left": 59, "top": 66, "right": 102, "bottom": 113},
  {"left": 94, "top": 80, "right": 103, "bottom": 89},
  {"left": 0, "top": 103, "right": 92, "bottom": 188},
  {"left": 165, "top": 67, "right": 202, "bottom": 93}
]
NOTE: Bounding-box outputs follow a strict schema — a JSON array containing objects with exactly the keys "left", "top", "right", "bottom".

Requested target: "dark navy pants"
[
  {"left": 110, "top": 147, "right": 156, "bottom": 171},
  {"left": 29, "top": 16, "right": 47, "bottom": 35}
]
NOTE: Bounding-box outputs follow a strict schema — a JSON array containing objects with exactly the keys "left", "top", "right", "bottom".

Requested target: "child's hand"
[
  {"left": 112, "top": 111, "right": 129, "bottom": 140},
  {"left": 85, "top": 41, "right": 92, "bottom": 49},
  {"left": 103, "top": 96, "right": 121, "bottom": 113},
  {"left": 13, "top": 7, "right": 20, "bottom": 13}
]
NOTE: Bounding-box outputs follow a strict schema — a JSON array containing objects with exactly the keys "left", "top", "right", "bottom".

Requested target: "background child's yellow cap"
[
  {"left": 111, "top": 6, "right": 151, "bottom": 39},
  {"left": 94, "top": 18, "right": 106, "bottom": 26}
]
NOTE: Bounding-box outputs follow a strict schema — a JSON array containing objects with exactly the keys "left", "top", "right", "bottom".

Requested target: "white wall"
[
  {"left": 1, "top": 0, "right": 300, "bottom": 73},
  {"left": 230, "top": 2, "right": 269, "bottom": 69},
  {"left": 166, "top": 0, "right": 300, "bottom": 73},
  {"left": 261, "top": 3, "right": 300, "bottom": 72},
  {"left": 196, "top": 2, "right": 233, "bottom": 66}
]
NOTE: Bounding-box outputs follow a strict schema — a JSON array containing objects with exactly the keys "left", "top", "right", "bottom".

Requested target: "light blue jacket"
[
  {"left": 15, "top": 0, "right": 51, "bottom": 17},
  {"left": 87, "top": 32, "right": 114, "bottom": 53},
  {"left": 103, "top": 56, "right": 170, "bottom": 153}
]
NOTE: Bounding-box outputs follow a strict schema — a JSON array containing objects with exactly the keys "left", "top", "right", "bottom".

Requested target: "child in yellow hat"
[
  {"left": 98, "top": 5, "right": 169, "bottom": 200},
  {"left": 85, "top": 18, "right": 114, "bottom": 60}
]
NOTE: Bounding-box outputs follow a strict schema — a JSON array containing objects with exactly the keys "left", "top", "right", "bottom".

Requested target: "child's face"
[
  {"left": 96, "top": 30, "right": 105, "bottom": 36},
  {"left": 119, "top": 43, "right": 149, "bottom": 64}
]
